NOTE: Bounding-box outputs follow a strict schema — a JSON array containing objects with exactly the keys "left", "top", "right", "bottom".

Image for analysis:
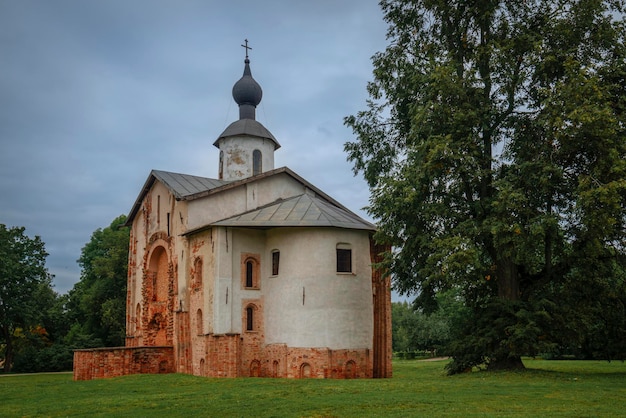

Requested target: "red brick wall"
[
  {"left": 202, "top": 334, "right": 241, "bottom": 377},
  {"left": 73, "top": 346, "right": 174, "bottom": 381},
  {"left": 371, "top": 239, "right": 393, "bottom": 378}
]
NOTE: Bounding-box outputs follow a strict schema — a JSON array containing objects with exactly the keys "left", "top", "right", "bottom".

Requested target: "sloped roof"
[
  {"left": 126, "top": 170, "right": 230, "bottom": 224},
  {"left": 213, "top": 119, "right": 280, "bottom": 149},
  {"left": 126, "top": 167, "right": 374, "bottom": 233},
  {"left": 152, "top": 170, "right": 230, "bottom": 199},
  {"left": 205, "top": 192, "right": 376, "bottom": 231}
]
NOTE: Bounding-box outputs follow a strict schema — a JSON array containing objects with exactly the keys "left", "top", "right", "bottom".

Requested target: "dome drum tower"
[{"left": 214, "top": 55, "right": 280, "bottom": 181}]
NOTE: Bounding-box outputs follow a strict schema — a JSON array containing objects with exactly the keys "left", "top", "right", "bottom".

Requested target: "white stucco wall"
[
  {"left": 218, "top": 136, "right": 275, "bottom": 181},
  {"left": 263, "top": 227, "right": 373, "bottom": 350},
  {"left": 209, "top": 225, "right": 374, "bottom": 350},
  {"left": 186, "top": 172, "right": 305, "bottom": 230}
]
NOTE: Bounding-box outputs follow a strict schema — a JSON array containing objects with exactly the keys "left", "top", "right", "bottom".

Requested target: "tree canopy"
[
  {"left": 66, "top": 215, "right": 129, "bottom": 348},
  {"left": 0, "top": 224, "right": 52, "bottom": 372},
  {"left": 346, "top": 0, "right": 626, "bottom": 373}
]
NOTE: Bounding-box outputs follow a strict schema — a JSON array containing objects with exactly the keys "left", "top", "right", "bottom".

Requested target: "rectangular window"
[
  {"left": 337, "top": 248, "right": 352, "bottom": 273},
  {"left": 272, "top": 251, "right": 280, "bottom": 275}
]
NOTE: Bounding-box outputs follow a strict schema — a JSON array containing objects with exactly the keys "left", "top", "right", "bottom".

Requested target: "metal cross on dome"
[{"left": 241, "top": 39, "right": 252, "bottom": 59}]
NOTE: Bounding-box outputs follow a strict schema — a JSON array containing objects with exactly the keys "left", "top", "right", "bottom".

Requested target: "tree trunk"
[
  {"left": 487, "top": 355, "right": 525, "bottom": 371},
  {"left": 497, "top": 255, "right": 520, "bottom": 301},
  {"left": 495, "top": 255, "right": 525, "bottom": 370}
]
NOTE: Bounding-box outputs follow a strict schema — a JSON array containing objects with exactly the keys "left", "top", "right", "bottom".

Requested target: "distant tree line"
[{"left": 0, "top": 216, "right": 128, "bottom": 373}]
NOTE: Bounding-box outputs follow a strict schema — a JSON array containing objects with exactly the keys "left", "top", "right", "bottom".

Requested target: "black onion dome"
[{"left": 232, "top": 58, "right": 262, "bottom": 107}]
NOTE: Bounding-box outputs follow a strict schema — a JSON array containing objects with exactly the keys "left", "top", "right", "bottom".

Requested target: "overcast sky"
[{"left": 0, "top": 1, "right": 393, "bottom": 295}]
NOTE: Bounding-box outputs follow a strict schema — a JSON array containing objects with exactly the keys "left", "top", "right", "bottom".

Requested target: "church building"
[{"left": 73, "top": 48, "right": 392, "bottom": 380}]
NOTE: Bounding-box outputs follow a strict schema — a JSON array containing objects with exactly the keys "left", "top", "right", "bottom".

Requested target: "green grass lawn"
[{"left": 1, "top": 358, "right": 625, "bottom": 417}]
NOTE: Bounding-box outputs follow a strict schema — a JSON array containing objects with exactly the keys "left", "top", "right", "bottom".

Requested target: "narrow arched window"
[
  {"left": 241, "top": 254, "right": 260, "bottom": 289},
  {"left": 196, "top": 309, "right": 203, "bottom": 335},
  {"left": 246, "top": 260, "right": 254, "bottom": 287},
  {"left": 246, "top": 306, "right": 254, "bottom": 331},
  {"left": 219, "top": 151, "right": 224, "bottom": 179},
  {"left": 253, "top": 149, "right": 262, "bottom": 175}
]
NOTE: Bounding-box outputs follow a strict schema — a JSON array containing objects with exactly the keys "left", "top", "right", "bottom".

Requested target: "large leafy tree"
[
  {"left": 0, "top": 225, "right": 52, "bottom": 372},
  {"left": 66, "top": 215, "right": 129, "bottom": 347},
  {"left": 346, "top": 0, "right": 626, "bottom": 372}
]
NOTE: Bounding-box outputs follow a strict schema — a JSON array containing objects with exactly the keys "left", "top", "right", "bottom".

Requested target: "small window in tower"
[
  {"left": 271, "top": 250, "right": 280, "bottom": 276},
  {"left": 246, "top": 306, "right": 254, "bottom": 331},
  {"left": 336, "top": 244, "right": 352, "bottom": 273},
  {"left": 219, "top": 151, "right": 224, "bottom": 180},
  {"left": 253, "top": 149, "right": 262, "bottom": 175}
]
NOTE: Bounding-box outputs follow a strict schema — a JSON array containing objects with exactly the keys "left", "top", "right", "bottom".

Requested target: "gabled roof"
[
  {"left": 126, "top": 167, "right": 374, "bottom": 232},
  {"left": 152, "top": 170, "right": 230, "bottom": 199},
  {"left": 197, "top": 192, "right": 375, "bottom": 232},
  {"left": 125, "top": 170, "right": 231, "bottom": 225}
]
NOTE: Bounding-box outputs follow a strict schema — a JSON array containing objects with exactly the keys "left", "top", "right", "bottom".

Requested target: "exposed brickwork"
[
  {"left": 73, "top": 346, "right": 174, "bottom": 381},
  {"left": 175, "top": 311, "right": 192, "bottom": 374},
  {"left": 202, "top": 334, "right": 241, "bottom": 377},
  {"left": 371, "top": 239, "right": 393, "bottom": 378},
  {"left": 141, "top": 235, "right": 175, "bottom": 348},
  {"left": 240, "top": 297, "right": 264, "bottom": 376}
]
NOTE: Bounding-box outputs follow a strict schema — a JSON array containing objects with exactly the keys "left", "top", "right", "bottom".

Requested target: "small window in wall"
[
  {"left": 253, "top": 149, "right": 262, "bottom": 175},
  {"left": 271, "top": 250, "right": 280, "bottom": 276},
  {"left": 241, "top": 254, "right": 260, "bottom": 289},
  {"left": 246, "top": 305, "right": 255, "bottom": 331},
  {"left": 192, "top": 257, "right": 203, "bottom": 291},
  {"left": 196, "top": 309, "right": 203, "bottom": 335},
  {"left": 246, "top": 260, "right": 254, "bottom": 287},
  {"left": 134, "top": 303, "right": 141, "bottom": 334},
  {"left": 336, "top": 244, "right": 352, "bottom": 273}
]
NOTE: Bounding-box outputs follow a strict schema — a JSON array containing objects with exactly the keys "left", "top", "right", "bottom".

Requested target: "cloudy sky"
[{"left": 0, "top": 1, "right": 391, "bottom": 295}]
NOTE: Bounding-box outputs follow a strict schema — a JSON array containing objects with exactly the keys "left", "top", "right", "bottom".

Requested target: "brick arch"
[
  {"left": 148, "top": 246, "right": 169, "bottom": 302},
  {"left": 196, "top": 309, "right": 203, "bottom": 335},
  {"left": 199, "top": 358, "right": 206, "bottom": 376},
  {"left": 191, "top": 257, "right": 203, "bottom": 291},
  {"left": 250, "top": 360, "right": 261, "bottom": 377},
  {"left": 244, "top": 303, "right": 258, "bottom": 332},
  {"left": 345, "top": 360, "right": 357, "bottom": 379},
  {"left": 134, "top": 303, "right": 141, "bottom": 334},
  {"left": 272, "top": 360, "right": 280, "bottom": 377},
  {"left": 143, "top": 239, "right": 174, "bottom": 347},
  {"left": 300, "top": 363, "right": 312, "bottom": 378}
]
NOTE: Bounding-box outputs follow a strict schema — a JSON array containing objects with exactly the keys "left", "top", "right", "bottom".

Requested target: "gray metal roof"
[
  {"left": 152, "top": 170, "right": 229, "bottom": 199},
  {"left": 126, "top": 167, "right": 375, "bottom": 233},
  {"left": 213, "top": 119, "right": 280, "bottom": 149},
  {"left": 208, "top": 192, "right": 376, "bottom": 231}
]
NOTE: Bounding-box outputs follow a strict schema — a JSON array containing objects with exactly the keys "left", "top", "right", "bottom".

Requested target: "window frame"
[
  {"left": 246, "top": 305, "right": 255, "bottom": 331},
  {"left": 336, "top": 244, "right": 352, "bottom": 274},
  {"left": 240, "top": 253, "right": 261, "bottom": 289},
  {"left": 271, "top": 250, "right": 280, "bottom": 276},
  {"left": 253, "top": 149, "right": 262, "bottom": 175}
]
